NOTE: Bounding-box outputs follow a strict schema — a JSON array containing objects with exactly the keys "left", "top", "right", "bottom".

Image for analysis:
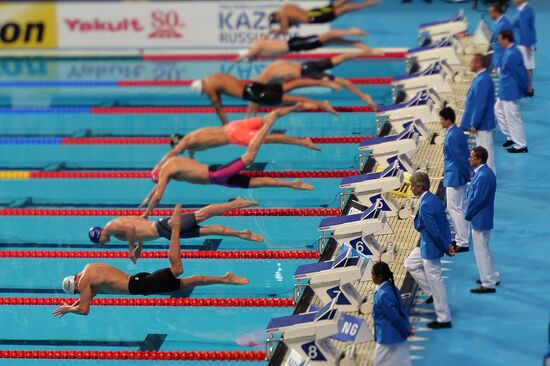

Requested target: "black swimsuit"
[
  {"left": 287, "top": 35, "right": 323, "bottom": 52},
  {"left": 307, "top": 6, "right": 336, "bottom": 23},
  {"left": 301, "top": 58, "right": 335, "bottom": 80},
  {"left": 242, "top": 82, "right": 283, "bottom": 105},
  {"left": 128, "top": 268, "right": 181, "bottom": 296},
  {"left": 155, "top": 213, "right": 201, "bottom": 240}
]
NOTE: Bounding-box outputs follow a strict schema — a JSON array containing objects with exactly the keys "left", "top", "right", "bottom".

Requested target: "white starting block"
[
  {"left": 418, "top": 11, "right": 467, "bottom": 45},
  {"left": 379, "top": 116, "right": 431, "bottom": 140},
  {"left": 318, "top": 201, "right": 393, "bottom": 249},
  {"left": 294, "top": 246, "right": 371, "bottom": 312},
  {"left": 376, "top": 89, "right": 439, "bottom": 126},
  {"left": 359, "top": 126, "right": 419, "bottom": 173},
  {"left": 392, "top": 61, "right": 453, "bottom": 101},
  {"left": 473, "top": 18, "right": 492, "bottom": 46},
  {"left": 407, "top": 38, "right": 461, "bottom": 67},
  {"left": 266, "top": 300, "right": 343, "bottom": 365},
  {"left": 340, "top": 162, "right": 403, "bottom": 217}
]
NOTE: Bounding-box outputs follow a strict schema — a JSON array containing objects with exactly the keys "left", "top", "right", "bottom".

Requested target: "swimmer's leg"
[
  {"left": 249, "top": 177, "right": 314, "bottom": 190},
  {"left": 180, "top": 272, "right": 249, "bottom": 288},
  {"left": 199, "top": 225, "right": 264, "bottom": 242},
  {"left": 333, "top": 77, "right": 376, "bottom": 106},
  {"left": 265, "top": 134, "right": 321, "bottom": 151},
  {"left": 282, "top": 95, "right": 339, "bottom": 116},
  {"left": 194, "top": 198, "right": 258, "bottom": 222},
  {"left": 330, "top": 50, "right": 369, "bottom": 66},
  {"left": 283, "top": 78, "right": 340, "bottom": 92},
  {"left": 241, "top": 112, "right": 278, "bottom": 165},
  {"left": 318, "top": 28, "right": 368, "bottom": 44},
  {"left": 335, "top": 0, "right": 379, "bottom": 16},
  {"left": 168, "top": 205, "right": 184, "bottom": 276}
]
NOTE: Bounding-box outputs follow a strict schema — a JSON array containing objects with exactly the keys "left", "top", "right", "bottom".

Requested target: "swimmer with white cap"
[
  {"left": 88, "top": 198, "right": 264, "bottom": 263},
  {"left": 189, "top": 72, "right": 338, "bottom": 125},
  {"left": 53, "top": 205, "right": 248, "bottom": 317}
]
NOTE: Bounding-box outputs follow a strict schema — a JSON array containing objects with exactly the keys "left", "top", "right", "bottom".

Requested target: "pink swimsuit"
[{"left": 225, "top": 117, "right": 263, "bottom": 146}]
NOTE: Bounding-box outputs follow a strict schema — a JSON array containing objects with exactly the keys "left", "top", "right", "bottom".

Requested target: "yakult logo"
[
  {"left": 65, "top": 18, "right": 144, "bottom": 32},
  {"left": 148, "top": 10, "right": 185, "bottom": 39}
]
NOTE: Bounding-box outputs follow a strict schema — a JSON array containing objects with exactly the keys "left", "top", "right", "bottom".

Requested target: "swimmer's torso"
[
  {"left": 165, "top": 157, "right": 210, "bottom": 184},
  {"left": 203, "top": 73, "right": 244, "bottom": 99},
  {"left": 82, "top": 263, "right": 131, "bottom": 295},
  {"left": 256, "top": 60, "right": 300, "bottom": 84},
  {"left": 185, "top": 127, "right": 229, "bottom": 151},
  {"left": 106, "top": 217, "right": 158, "bottom": 242}
]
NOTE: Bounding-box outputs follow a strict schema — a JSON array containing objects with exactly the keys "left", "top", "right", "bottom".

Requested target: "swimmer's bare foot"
[
  {"left": 239, "top": 229, "right": 264, "bottom": 242},
  {"left": 302, "top": 137, "right": 321, "bottom": 151},
  {"left": 349, "top": 27, "right": 368, "bottom": 36},
  {"left": 291, "top": 179, "right": 314, "bottom": 190},
  {"left": 320, "top": 101, "right": 339, "bottom": 116},
  {"left": 225, "top": 272, "right": 249, "bottom": 285},
  {"left": 168, "top": 204, "right": 182, "bottom": 227},
  {"left": 233, "top": 197, "right": 259, "bottom": 208}
]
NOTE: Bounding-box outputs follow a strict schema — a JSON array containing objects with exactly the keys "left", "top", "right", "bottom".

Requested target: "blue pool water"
[{"left": 0, "top": 35, "right": 393, "bottom": 366}]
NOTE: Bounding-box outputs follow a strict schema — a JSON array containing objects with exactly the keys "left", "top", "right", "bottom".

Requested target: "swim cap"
[
  {"left": 190, "top": 80, "right": 203, "bottom": 94},
  {"left": 151, "top": 167, "right": 160, "bottom": 183},
  {"left": 238, "top": 49, "right": 249, "bottom": 59},
  {"left": 88, "top": 226, "right": 103, "bottom": 243},
  {"left": 268, "top": 12, "right": 278, "bottom": 25},
  {"left": 62, "top": 276, "right": 76, "bottom": 295},
  {"left": 170, "top": 134, "right": 184, "bottom": 148}
]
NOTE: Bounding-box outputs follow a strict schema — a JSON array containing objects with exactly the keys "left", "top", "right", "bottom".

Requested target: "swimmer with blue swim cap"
[
  {"left": 53, "top": 205, "right": 249, "bottom": 317},
  {"left": 89, "top": 198, "right": 264, "bottom": 263}
]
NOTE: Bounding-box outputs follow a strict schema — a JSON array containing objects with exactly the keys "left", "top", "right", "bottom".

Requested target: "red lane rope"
[
  {"left": 0, "top": 297, "right": 294, "bottom": 307},
  {"left": 27, "top": 170, "right": 357, "bottom": 179},
  {"left": 141, "top": 52, "right": 406, "bottom": 61},
  {"left": 90, "top": 106, "right": 376, "bottom": 114},
  {"left": 60, "top": 136, "right": 373, "bottom": 145},
  {"left": 118, "top": 77, "right": 392, "bottom": 86},
  {"left": 0, "top": 349, "right": 266, "bottom": 361},
  {"left": 0, "top": 249, "right": 319, "bottom": 259},
  {"left": 0, "top": 208, "right": 340, "bottom": 217}
]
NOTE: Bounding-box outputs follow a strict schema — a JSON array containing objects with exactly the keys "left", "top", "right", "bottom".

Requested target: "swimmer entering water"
[
  {"left": 269, "top": 0, "right": 381, "bottom": 35},
  {"left": 141, "top": 108, "right": 313, "bottom": 218},
  {"left": 190, "top": 72, "right": 338, "bottom": 125},
  {"left": 160, "top": 105, "right": 319, "bottom": 165},
  {"left": 89, "top": 198, "right": 263, "bottom": 263},
  {"left": 54, "top": 205, "right": 248, "bottom": 317},
  {"left": 237, "top": 28, "right": 374, "bottom": 61},
  {"left": 255, "top": 50, "right": 382, "bottom": 107}
]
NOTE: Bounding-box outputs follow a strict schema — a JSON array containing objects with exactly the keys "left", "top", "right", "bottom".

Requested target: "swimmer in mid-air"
[
  {"left": 53, "top": 205, "right": 248, "bottom": 317},
  {"left": 89, "top": 197, "right": 263, "bottom": 263},
  {"left": 141, "top": 108, "right": 313, "bottom": 218},
  {"left": 162, "top": 106, "right": 320, "bottom": 166},
  {"left": 268, "top": 0, "right": 380, "bottom": 35},
  {"left": 255, "top": 51, "right": 382, "bottom": 107},
  {"left": 237, "top": 28, "right": 373, "bottom": 61},
  {"left": 190, "top": 72, "right": 338, "bottom": 125}
]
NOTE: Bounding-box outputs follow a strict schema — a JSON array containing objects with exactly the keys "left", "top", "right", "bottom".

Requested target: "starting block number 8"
[{"left": 301, "top": 341, "right": 326, "bottom": 361}]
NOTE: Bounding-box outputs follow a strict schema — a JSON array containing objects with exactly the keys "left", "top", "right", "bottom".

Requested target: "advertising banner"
[
  {"left": 56, "top": 1, "right": 329, "bottom": 50},
  {"left": 0, "top": 3, "right": 57, "bottom": 48}
]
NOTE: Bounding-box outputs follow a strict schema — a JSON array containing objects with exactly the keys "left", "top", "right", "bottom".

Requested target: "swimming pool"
[{"left": 0, "top": 55, "right": 401, "bottom": 365}]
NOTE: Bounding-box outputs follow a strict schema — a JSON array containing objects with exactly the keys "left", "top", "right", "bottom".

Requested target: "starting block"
[
  {"left": 359, "top": 126, "right": 419, "bottom": 173},
  {"left": 417, "top": 11, "right": 467, "bottom": 45},
  {"left": 473, "top": 18, "right": 492, "bottom": 46},
  {"left": 407, "top": 38, "right": 461, "bottom": 67},
  {"left": 266, "top": 300, "right": 343, "bottom": 366},
  {"left": 376, "top": 89, "right": 439, "bottom": 126},
  {"left": 392, "top": 60, "right": 454, "bottom": 102},
  {"left": 379, "top": 117, "right": 430, "bottom": 140},
  {"left": 294, "top": 246, "right": 371, "bottom": 312},
  {"left": 340, "top": 162, "right": 404, "bottom": 217}
]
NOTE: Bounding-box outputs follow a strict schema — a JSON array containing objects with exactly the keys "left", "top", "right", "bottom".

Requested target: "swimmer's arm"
[
  {"left": 246, "top": 102, "right": 259, "bottom": 117},
  {"left": 156, "top": 138, "right": 188, "bottom": 169},
  {"left": 139, "top": 186, "right": 156, "bottom": 209},
  {"left": 52, "top": 281, "right": 94, "bottom": 317},
  {"left": 277, "top": 13, "right": 290, "bottom": 35},
  {"left": 143, "top": 178, "right": 168, "bottom": 219},
  {"left": 208, "top": 92, "right": 228, "bottom": 125}
]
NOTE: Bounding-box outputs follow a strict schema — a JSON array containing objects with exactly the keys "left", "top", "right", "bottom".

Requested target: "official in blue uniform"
[
  {"left": 488, "top": 3, "right": 513, "bottom": 71},
  {"left": 466, "top": 146, "right": 500, "bottom": 293},
  {"left": 404, "top": 172, "right": 454, "bottom": 329},
  {"left": 461, "top": 53, "right": 497, "bottom": 172},
  {"left": 372, "top": 261, "right": 412, "bottom": 366},
  {"left": 440, "top": 107, "right": 471, "bottom": 252},
  {"left": 513, "top": 0, "right": 536, "bottom": 84},
  {"left": 494, "top": 30, "right": 531, "bottom": 153}
]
